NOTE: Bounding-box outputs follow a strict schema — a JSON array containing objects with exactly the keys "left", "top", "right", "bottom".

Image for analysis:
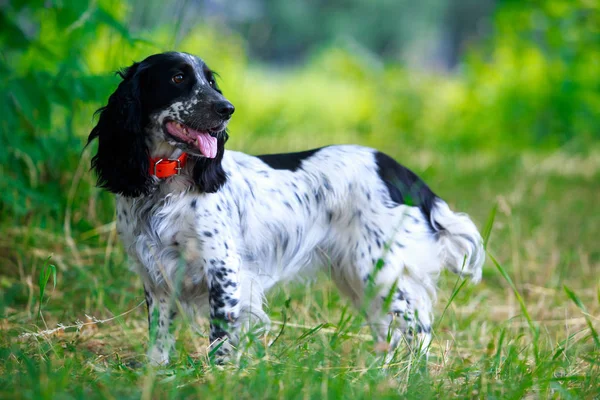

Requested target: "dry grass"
[{"left": 1, "top": 148, "right": 598, "bottom": 399}]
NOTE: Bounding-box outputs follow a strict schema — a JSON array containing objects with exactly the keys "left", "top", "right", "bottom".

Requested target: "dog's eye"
[
  {"left": 172, "top": 74, "right": 184, "bottom": 84},
  {"left": 208, "top": 78, "right": 215, "bottom": 87}
]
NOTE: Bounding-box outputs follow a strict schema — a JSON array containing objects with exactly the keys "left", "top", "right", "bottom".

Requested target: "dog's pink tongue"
[{"left": 191, "top": 131, "right": 217, "bottom": 158}]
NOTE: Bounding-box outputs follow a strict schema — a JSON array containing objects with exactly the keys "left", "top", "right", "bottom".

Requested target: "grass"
[{"left": 1, "top": 134, "right": 598, "bottom": 399}]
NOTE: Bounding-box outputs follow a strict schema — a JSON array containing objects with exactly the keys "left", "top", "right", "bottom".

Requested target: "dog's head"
[{"left": 88, "top": 52, "right": 234, "bottom": 197}]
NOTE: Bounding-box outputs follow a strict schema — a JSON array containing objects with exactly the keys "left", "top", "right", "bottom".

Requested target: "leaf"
[
  {"left": 9, "top": 76, "right": 52, "bottom": 130},
  {"left": 94, "top": 7, "right": 133, "bottom": 42},
  {"left": 0, "top": 11, "right": 30, "bottom": 50}
]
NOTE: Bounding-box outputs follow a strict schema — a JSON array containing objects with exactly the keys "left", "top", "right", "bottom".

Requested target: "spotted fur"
[{"left": 88, "top": 52, "right": 485, "bottom": 365}]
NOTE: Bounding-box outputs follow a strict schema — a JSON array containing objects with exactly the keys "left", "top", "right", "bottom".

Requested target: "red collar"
[{"left": 149, "top": 153, "right": 188, "bottom": 178}]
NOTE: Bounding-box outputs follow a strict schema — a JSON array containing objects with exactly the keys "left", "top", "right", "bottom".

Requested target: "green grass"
[{"left": 1, "top": 141, "right": 598, "bottom": 399}]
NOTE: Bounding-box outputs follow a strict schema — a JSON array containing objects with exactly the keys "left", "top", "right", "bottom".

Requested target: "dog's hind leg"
[
  {"left": 237, "top": 270, "right": 270, "bottom": 335},
  {"left": 330, "top": 248, "right": 434, "bottom": 363},
  {"left": 367, "top": 283, "right": 433, "bottom": 364}
]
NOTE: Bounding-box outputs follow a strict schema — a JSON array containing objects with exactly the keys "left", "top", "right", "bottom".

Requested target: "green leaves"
[
  {"left": 0, "top": 10, "right": 30, "bottom": 50},
  {"left": 0, "top": 0, "right": 131, "bottom": 219},
  {"left": 95, "top": 7, "right": 135, "bottom": 42},
  {"left": 10, "top": 74, "right": 52, "bottom": 130}
]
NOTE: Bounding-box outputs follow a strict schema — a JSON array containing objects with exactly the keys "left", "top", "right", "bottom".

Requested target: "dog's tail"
[{"left": 429, "top": 198, "right": 485, "bottom": 283}]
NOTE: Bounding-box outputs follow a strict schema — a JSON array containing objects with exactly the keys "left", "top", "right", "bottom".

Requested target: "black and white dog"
[{"left": 88, "top": 52, "right": 484, "bottom": 365}]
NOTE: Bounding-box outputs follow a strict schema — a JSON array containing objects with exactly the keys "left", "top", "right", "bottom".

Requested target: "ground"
[{"left": 1, "top": 143, "right": 599, "bottom": 399}]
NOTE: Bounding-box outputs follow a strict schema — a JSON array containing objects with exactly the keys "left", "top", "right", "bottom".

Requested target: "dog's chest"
[{"left": 115, "top": 194, "right": 196, "bottom": 259}]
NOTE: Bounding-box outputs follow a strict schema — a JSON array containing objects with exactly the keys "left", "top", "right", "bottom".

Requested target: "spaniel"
[{"left": 87, "top": 52, "right": 485, "bottom": 365}]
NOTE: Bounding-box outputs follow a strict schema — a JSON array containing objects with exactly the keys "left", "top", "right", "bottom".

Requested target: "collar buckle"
[{"left": 151, "top": 155, "right": 186, "bottom": 178}]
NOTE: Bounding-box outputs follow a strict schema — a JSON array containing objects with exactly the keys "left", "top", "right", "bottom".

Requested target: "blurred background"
[
  {"left": 1, "top": 0, "right": 599, "bottom": 210},
  {"left": 1, "top": 0, "right": 599, "bottom": 215}
]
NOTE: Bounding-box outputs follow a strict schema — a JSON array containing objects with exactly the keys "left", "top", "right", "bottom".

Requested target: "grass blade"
[
  {"left": 437, "top": 278, "right": 467, "bottom": 326},
  {"left": 482, "top": 204, "right": 497, "bottom": 249},
  {"left": 489, "top": 253, "right": 539, "bottom": 360},
  {"left": 37, "top": 257, "right": 57, "bottom": 318},
  {"left": 563, "top": 285, "right": 600, "bottom": 347},
  {"left": 207, "top": 340, "right": 226, "bottom": 363},
  {"left": 296, "top": 323, "right": 325, "bottom": 342},
  {"left": 489, "top": 253, "right": 533, "bottom": 331}
]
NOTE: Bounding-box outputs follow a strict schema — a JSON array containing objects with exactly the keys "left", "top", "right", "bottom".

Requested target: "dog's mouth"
[{"left": 164, "top": 120, "right": 227, "bottom": 158}]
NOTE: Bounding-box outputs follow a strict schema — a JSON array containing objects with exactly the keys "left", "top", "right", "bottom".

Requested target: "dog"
[{"left": 87, "top": 51, "right": 485, "bottom": 365}]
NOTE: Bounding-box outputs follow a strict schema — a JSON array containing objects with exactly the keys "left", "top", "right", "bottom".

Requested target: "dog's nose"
[{"left": 213, "top": 101, "right": 235, "bottom": 118}]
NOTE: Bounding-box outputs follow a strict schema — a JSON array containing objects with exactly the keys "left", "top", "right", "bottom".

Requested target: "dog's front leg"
[
  {"left": 145, "top": 286, "right": 177, "bottom": 365},
  {"left": 196, "top": 225, "right": 242, "bottom": 362},
  {"left": 206, "top": 254, "right": 241, "bottom": 362}
]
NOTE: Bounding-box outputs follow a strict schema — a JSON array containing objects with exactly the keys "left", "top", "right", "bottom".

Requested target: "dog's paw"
[{"left": 208, "top": 337, "right": 235, "bottom": 365}]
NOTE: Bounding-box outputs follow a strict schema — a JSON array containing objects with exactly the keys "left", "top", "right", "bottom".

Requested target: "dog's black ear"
[
  {"left": 87, "top": 62, "right": 151, "bottom": 197},
  {"left": 192, "top": 132, "right": 229, "bottom": 193}
]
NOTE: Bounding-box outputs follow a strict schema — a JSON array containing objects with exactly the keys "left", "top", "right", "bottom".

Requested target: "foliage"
[
  {"left": 228, "top": 0, "right": 448, "bottom": 62},
  {"left": 459, "top": 0, "right": 600, "bottom": 148},
  {"left": 1, "top": 0, "right": 598, "bottom": 218}
]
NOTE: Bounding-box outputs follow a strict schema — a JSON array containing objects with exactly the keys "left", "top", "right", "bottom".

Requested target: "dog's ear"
[
  {"left": 87, "top": 62, "right": 151, "bottom": 197},
  {"left": 192, "top": 132, "right": 229, "bottom": 193}
]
